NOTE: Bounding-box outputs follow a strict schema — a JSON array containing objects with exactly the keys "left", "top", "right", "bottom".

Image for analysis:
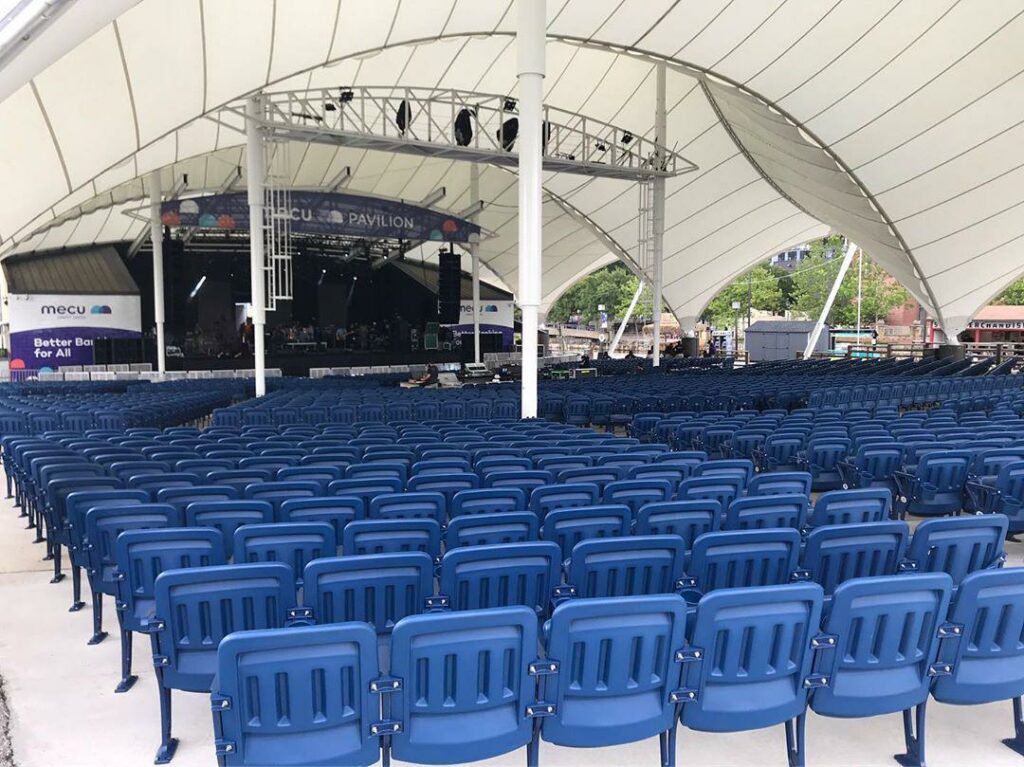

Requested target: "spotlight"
[
  {"left": 595, "top": 142, "right": 607, "bottom": 152},
  {"left": 339, "top": 88, "right": 354, "bottom": 103},
  {"left": 395, "top": 99, "right": 411, "bottom": 134},
  {"left": 621, "top": 131, "right": 634, "bottom": 145},
  {"left": 503, "top": 97, "right": 518, "bottom": 113},
  {"left": 454, "top": 107, "right": 474, "bottom": 146},
  {"left": 499, "top": 117, "right": 519, "bottom": 151},
  {"left": 188, "top": 274, "right": 207, "bottom": 300},
  {"left": 324, "top": 102, "right": 337, "bottom": 112}
]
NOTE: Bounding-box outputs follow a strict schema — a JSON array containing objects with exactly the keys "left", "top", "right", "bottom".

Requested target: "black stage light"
[
  {"left": 339, "top": 88, "right": 354, "bottom": 103},
  {"left": 503, "top": 97, "right": 517, "bottom": 113},
  {"left": 396, "top": 99, "right": 411, "bottom": 134},
  {"left": 595, "top": 142, "right": 607, "bottom": 152},
  {"left": 621, "top": 131, "right": 634, "bottom": 145},
  {"left": 499, "top": 117, "right": 519, "bottom": 151},
  {"left": 455, "top": 107, "right": 474, "bottom": 146},
  {"left": 324, "top": 102, "right": 337, "bottom": 112}
]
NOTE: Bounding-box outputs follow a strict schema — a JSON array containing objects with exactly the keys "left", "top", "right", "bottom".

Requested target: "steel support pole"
[
  {"left": 517, "top": 0, "right": 545, "bottom": 418},
  {"left": 470, "top": 163, "right": 481, "bottom": 363},
  {"left": 855, "top": 247, "right": 863, "bottom": 339},
  {"left": 148, "top": 171, "right": 166, "bottom": 375},
  {"left": 803, "top": 239, "right": 856, "bottom": 358},
  {"left": 652, "top": 61, "right": 666, "bottom": 367},
  {"left": 246, "top": 96, "right": 267, "bottom": 397},
  {"left": 611, "top": 279, "right": 645, "bottom": 355}
]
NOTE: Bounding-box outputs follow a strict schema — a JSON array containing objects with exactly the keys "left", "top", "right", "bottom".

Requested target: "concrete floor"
[{"left": 0, "top": 495, "right": 1022, "bottom": 767}]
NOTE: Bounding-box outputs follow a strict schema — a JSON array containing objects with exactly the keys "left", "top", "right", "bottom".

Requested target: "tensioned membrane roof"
[{"left": 0, "top": 0, "right": 1021, "bottom": 335}]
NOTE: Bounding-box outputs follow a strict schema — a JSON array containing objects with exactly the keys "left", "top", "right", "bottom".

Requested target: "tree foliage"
[
  {"left": 703, "top": 264, "right": 785, "bottom": 327},
  {"left": 994, "top": 278, "right": 1024, "bottom": 305},
  {"left": 547, "top": 264, "right": 667, "bottom": 324}
]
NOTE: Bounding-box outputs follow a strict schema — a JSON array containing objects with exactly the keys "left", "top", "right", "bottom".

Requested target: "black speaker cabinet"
[{"left": 438, "top": 250, "right": 462, "bottom": 323}]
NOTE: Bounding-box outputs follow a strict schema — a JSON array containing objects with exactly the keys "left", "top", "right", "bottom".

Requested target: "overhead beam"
[
  {"left": 803, "top": 240, "right": 857, "bottom": 359},
  {"left": 326, "top": 165, "right": 351, "bottom": 191},
  {"left": 127, "top": 176, "right": 187, "bottom": 258},
  {"left": 182, "top": 167, "right": 241, "bottom": 245},
  {"left": 419, "top": 187, "right": 446, "bottom": 208}
]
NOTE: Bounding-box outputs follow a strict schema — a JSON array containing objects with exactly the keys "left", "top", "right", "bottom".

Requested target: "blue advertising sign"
[{"left": 160, "top": 191, "right": 481, "bottom": 243}]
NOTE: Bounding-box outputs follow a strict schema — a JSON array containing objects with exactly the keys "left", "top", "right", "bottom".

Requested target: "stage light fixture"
[
  {"left": 621, "top": 131, "right": 634, "bottom": 145},
  {"left": 596, "top": 142, "right": 607, "bottom": 152},
  {"left": 499, "top": 117, "right": 519, "bottom": 151},
  {"left": 324, "top": 102, "right": 337, "bottom": 112},
  {"left": 339, "top": 88, "right": 354, "bottom": 103},
  {"left": 503, "top": 97, "right": 517, "bottom": 113},
  {"left": 188, "top": 275, "right": 207, "bottom": 300},
  {"left": 395, "top": 100, "right": 411, "bottom": 134},
  {"left": 455, "top": 107, "right": 474, "bottom": 146}
]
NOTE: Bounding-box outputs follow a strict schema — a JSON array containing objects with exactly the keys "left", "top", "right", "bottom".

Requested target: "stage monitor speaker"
[
  {"left": 93, "top": 337, "right": 144, "bottom": 365},
  {"left": 438, "top": 250, "right": 462, "bottom": 324}
]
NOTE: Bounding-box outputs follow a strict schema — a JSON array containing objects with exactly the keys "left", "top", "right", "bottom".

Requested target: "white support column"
[
  {"left": 148, "top": 171, "right": 167, "bottom": 375},
  {"left": 652, "top": 61, "right": 666, "bottom": 367},
  {"left": 855, "top": 248, "right": 863, "bottom": 339},
  {"left": 246, "top": 96, "right": 267, "bottom": 397},
  {"left": 803, "top": 240, "right": 857, "bottom": 358},
  {"left": 517, "top": 0, "right": 545, "bottom": 418},
  {"left": 611, "top": 279, "right": 645, "bottom": 355},
  {"left": 470, "top": 163, "right": 482, "bottom": 363}
]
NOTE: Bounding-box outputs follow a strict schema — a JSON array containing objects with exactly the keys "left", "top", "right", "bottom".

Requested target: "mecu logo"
[{"left": 39, "top": 304, "right": 112, "bottom": 316}]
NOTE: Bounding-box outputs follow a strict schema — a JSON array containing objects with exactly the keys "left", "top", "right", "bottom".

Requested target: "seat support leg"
[
  {"left": 50, "top": 543, "right": 63, "bottom": 583},
  {"left": 895, "top": 703, "right": 927, "bottom": 767},
  {"left": 659, "top": 726, "right": 677, "bottom": 767},
  {"left": 1002, "top": 697, "right": 1024, "bottom": 756},
  {"left": 88, "top": 591, "right": 107, "bottom": 645},
  {"left": 69, "top": 565, "right": 84, "bottom": 611},
  {"left": 785, "top": 713, "right": 807, "bottom": 767},
  {"left": 115, "top": 616, "right": 137, "bottom": 693},
  {"left": 153, "top": 683, "right": 178, "bottom": 764}
]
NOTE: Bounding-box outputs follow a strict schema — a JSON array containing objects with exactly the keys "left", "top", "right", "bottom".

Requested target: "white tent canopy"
[{"left": 1, "top": 0, "right": 1022, "bottom": 337}]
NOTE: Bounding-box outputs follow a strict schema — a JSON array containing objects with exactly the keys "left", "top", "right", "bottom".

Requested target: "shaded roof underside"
[
  {"left": 2, "top": 245, "right": 139, "bottom": 295},
  {"left": 0, "top": 0, "right": 1021, "bottom": 334}
]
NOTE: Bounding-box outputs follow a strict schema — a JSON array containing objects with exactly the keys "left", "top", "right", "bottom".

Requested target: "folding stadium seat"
[
  {"left": 540, "top": 595, "right": 688, "bottom": 758},
  {"left": 542, "top": 504, "right": 632, "bottom": 563},
  {"left": 807, "top": 574, "right": 953, "bottom": 767},
  {"left": 754, "top": 433, "right": 804, "bottom": 472},
  {"left": 677, "top": 475, "right": 744, "bottom": 511},
  {"left": 367, "top": 491, "right": 445, "bottom": 524},
  {"left": 210, "top": 623, "right": 380, "bottom": 767},
  {"left": 242, "top": 480, "right": 321, "bottom": 513},
  {"left": 385, "top": 607, "right": 540, "bottom": 765},
  {"left": 483, "top": 469, "right": 554, "bottom": 497},
  {"left": 156, "top": 484, "right": 239, "bottom": 511},
  {"left": 797, "top": 436, "right": 851, "bottom": 492},
  {"left": 725, "top": 493, "right": 808, "bottom": 531},
  {"left": 633, "top": 499, "right": 720, "bottom": 546},
  {"left": 626, "top": 462, "right": 688, "bottom": 491},
  {"left": 274, "top": 464, "right": 343, "bottom": 490},
  {"left": 405, "top": 472, "right": 479, "bottom": 510},
  {"left": 930, "top": 568, "right": 1024, "bottom": 754},
  {"left": 450, "top": 487, "right": 526, "bottom": 517},
  {"left": 412, "top": 457, "right": 472, "bottom": 475},
  {"left": 149, "top": 563, "right": 298, "bottom": 763},
  {"left": 536, "top": 455, "right": 592, "bottom": 474},
  {"left": 232, "top": 522, "right": 337, "bottom": 583},
  {"left": 806, "top": 488, "right": 892, "bottom": 529},
  {"left": 800, "top": 521, "right": 910, "bottom": 598},
  {"left": 693, "top": 458, "right": 753, "bottom": 485},
  {"left": 302, "top": 552, "right": 435, "bottom": 631},
  {"left": 205, "top": 468, "right": 273, "bottom": 493},
  {"left": 563, "top": 535, "right": 687, "bottom": 599},
  {"left": 746, "top": 470, "right": 812, "bottom": 497},
  {"left": 675, "top": 582, "right": 824, "bottom": 767},
  {"left": 837, "top": 442, "right": 905, "bottom": 492},
  {"left": 362, "top": 446, "right": 416, "bottom": 464},
  {"left": 683, "top": 528, "right": 803, "bottom": 601},
  {"left": 185, "top": 500, "right": 275, "bottom": 558},
  {"left": 475, "top": 456, "right": 534, "bottom": 475},
  {"left": 126, "top": 472, "right": 202, "bottom": 498},
  {"left": 555, "top": 465, "right": 626, "bottom": 488},
  {"left": 342, "top": 518, "right": 442, "bottom": 560},
  {"left": 112, "top": 528, "right": 226, "bottom": 693},
  {"left": 601, "top": 478, "right": 673, "bottom": 515},
  {"left": 174, "top": 458, "right": 236, "bottom": 478},
  {"left": 894, "top": 450, "right": 972, "bottom": 518},
  {"left": 445, "top": 511, "right": 539, "bottom": 549},
  {"left": 903, "top": 515, "right": 1007, "bottom": 586},
  {"left": 437, "top": 541, "right": 560, "bottom": 616},
  {"left": 345, "top": 461, "right": 409, "bottom": 485}
]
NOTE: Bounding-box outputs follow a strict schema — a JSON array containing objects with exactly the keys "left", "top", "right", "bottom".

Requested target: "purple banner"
[
  {"left": 10, "top": 327, "right": 140, "bottom": 372},
  {"left": 161, "top": 191, "right": 481, "bottom": 243}
]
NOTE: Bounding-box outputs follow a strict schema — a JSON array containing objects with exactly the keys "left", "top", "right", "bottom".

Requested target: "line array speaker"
[{"left": 438, "top": 250, "right": 462, "bottom": 323}]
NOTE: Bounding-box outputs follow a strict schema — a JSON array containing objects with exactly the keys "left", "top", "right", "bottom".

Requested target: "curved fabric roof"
[{"left": 0, "top": 0, "right": 1021, "bottom": 336}]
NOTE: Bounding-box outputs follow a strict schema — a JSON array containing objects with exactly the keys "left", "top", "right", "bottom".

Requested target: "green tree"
[
  {"left": 703, "top": 264, "right": 784, "bottom": 326},
  {"left": 547, "top": 263, "right": 667, "bottom": 324},
  {"left": 994, "top": 278, "right": 1024, "bottom": 305}
]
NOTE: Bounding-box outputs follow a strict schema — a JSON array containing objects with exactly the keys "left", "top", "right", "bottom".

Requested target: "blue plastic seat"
[
  {"left": 677, "top": 475, "right": 744, "bottom": 510},
  {"left": 126, "top": 471, "right": 201, "bottom": 497},
  {"left": 438, "top": 541, "right": 560, "bottom": 615},
  {"left": 327, "top": 477, "right": 404, "bottom": 506},
  {"left": 565, "top": 535, "right": 687, "bottom": 599},
  {"left": 528, "top": 483, "right": 599, "bottom": 520},
  {"left": 206, "top": 468, "right": 274, "bottom": 493},
  {"left": 894, "top": 450, "right": 972, "bottom": 518},
  {"left": 277, "top": 495, "right": 364, "bottom": 538},
  {"left": 345, "top": 461, "right": 409, "bottom": 485},
  {"left": 302, "top": 552, "right": 434, "bottom": 632},
  {"left": 112, "top": 527, "right": 225, "bottom": 693},
  {"left": 601, "top": 478, "right": 673, "bottom": 515},
  {"left": 210, "top": 623, "right": 380, "bottom": 767},
  {"left": 405, "top": 472, "right": 479, "bottom": 509},
  {"left": 556, "top": 465, "right": 625, "bottom": 488},
  {"left": 746, "top": 471, "right": 812, "bottom": 497},
  {"left": 807, "top": 488, "right": 892, "bottom": 528},
  {"left": 450, "top": 487, "right": 526, "bottom": 517},
  {"left": 798, "top": 437, "right": 851, "bottom": 491},
  {"left": 184, "top": 500, "right": 275, "bottom": 558},
  {"left": 837, "top": 443, "right": 904, "bottom": 492},
  {"left": 634, "top": 499, "right": 720, "bottom": 547},
  {"left": 367, "top": 491, "right": 445, "bottom": 524},
  {"left": 342, "top": 518, "right": 442, "bottom": 560},
  {"left": 149, "top": 562, "right": 297, "bottom": 763},
  {"left": 232, "top": 522, "right": 337, "bottom": 584},
  {"left": 685, "top": 528, "right": 802, "bottom": 600},
  {"left": 808, "top": 574, "right": 953, "bottom": 767},
  {"left": 542, "top": 595, "right": 688, "bottom": 754},
  {"left": 387, "top": 607, "right": 539, "bottom": 764},
  {"left": 484, "top": 469, "right": 554, "bottom": 497},
  {"left": 676, "top": 583, "right": 824, "bottom": 766},
  {"left": 965, "top": 459, "right": 1024, "bottom": 531},
  {"left": 542, "top": 504, "right": 632, "bottom": 562},
  {"left": 155, "top": 484, "right": 239, "bottom": 511},
  {"left": 275, "top": 464, "right": 343, "bottom": 489},
  {"left": 725, "top": 493, "right": 808, "bottom": 531},
  {"left": 445, "top": 511, "right": 539, "bottom": 548},
  {"left": 801, "top": 521, "right": 910, "bottom": 597},
  {"left": 903, "top": 515, "right": 1007, "bottom": 585}
]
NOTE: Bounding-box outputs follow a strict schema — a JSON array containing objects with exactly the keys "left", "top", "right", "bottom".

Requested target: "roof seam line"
[
  {"left": 112, "top": 20, "right": 141, "bottom": 151},
  {"left": 29, "top": 79, "right": 72, "bottom": 195}
]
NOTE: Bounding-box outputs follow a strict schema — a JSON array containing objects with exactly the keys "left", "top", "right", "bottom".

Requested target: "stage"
[{"left": 167, "top": 349, "right": 464, "bottom": 377}]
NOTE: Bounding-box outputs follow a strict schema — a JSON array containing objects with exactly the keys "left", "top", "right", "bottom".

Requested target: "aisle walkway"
[{"left": 0, "top": 495, "right": 1021, "bottom": 767}]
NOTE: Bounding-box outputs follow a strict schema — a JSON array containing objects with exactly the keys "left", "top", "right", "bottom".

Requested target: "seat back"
[
  {"left": 678, "top": 475, "right": 744, "bottom": 510},
  {"left": 342, "top": 519, "right": 441, "bottom": 560},
  {"left": 529, "top": 483, "right": 600, "bottom": 520},
  {"left": 688, "top": 528, "right": 802, "bottom": 594},
  {"left": 725, "top": 494, "right": 808, "bottom": 531},
  {"left": 801, "top": 521, "right": 909, "bottom": 596},
  {"left": 84, "top": 503, "right": 181, "bottom": 587},
  {"left": 156, "top": 484, "right": 240, "bottom": 511},
  {"left": 212, "top": 623, "right": 380, "bottom": 767},
  {"left": 810, "top": 574, "right": 951, "bottom": 717},
  {"left": 633, "top": 500, "right": 720, "bottom": 547},
  {"left": 152, "top": 563, "right": 295, "bottom": 692},
  {"left": 233, "top": 522, "right": 337, "bottom": 583},
  {"left": 439, "top": 541, "right": 560, "bottom": 615},
  {"left": 277, "top": 496, "right": 365, "bottom": 538},
  {"left": 680, "top": 583, "right": 823, "bottom": 732},
  {"left": 932, "top": 568, "right": 1024, "bottom": 705},
  {"left": 542, "top": 595, "right": 688, "bottom": 748},
  {"left": 566, "top": 535, "right": 687, "bottom": 598},
  {"left": 185, "top": 500, "right": 275, "bottom": 558},
  {"left": 451, "top": 487, "right": 526, "bottom": 517},
  {"left": 388, "top": 607, "right": 538, "bottom": 764},
  {"left": 542, "top": 504, "right": 632, "bottom": 562},
  {"left": 905, "top": 515, "right": 1007, "bottom": 584},
  {"left": 445, "top": 511, "right": 539, "bottom": 549},
  {"left": 601, "top": 479, "right": 673, "bottom": 515},
  {"left": 368, "top": 491, "right": 445, "bottom": 523},
  {"left": 746, "top": 471, "right": 812, "bottom": 497},
  {"left": 303, "top": 553, "right": 433, "bottom": 632},
  {"left": 808, "top": 488, "right": 891, "bottom": 528}
]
